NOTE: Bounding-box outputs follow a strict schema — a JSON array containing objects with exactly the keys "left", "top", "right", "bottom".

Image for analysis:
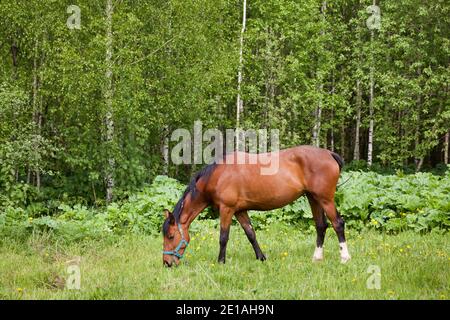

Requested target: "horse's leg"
[
  {"left": 307, "top": 194, "right": 328, "bottom": 262},
  {"left": 235, "top": 211, "right": 266, "bottom": 261},
  {"left": 218, "top": 206, "right": 234, "bottom": 264},
  {"left": 315, "top": 196, "right": 351, "bottom": 263}
]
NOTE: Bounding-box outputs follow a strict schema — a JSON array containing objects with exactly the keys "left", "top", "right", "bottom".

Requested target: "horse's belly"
[
  {"left": 239, "top": 183, "right": 305, "bottom": 211},
  {"left": 212, "top": 160, "right": 306, "bottom": 211}
]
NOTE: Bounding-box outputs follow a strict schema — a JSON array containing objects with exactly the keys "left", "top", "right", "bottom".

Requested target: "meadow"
[
  {"left": 1, "top": 170, "right": 449, "bottom": 300},
  {"left": 0, "top": 221, "right": 448, "bottom": 300},
  {"left": 1, "top": 0, "right": 449, "bottom": 302}
]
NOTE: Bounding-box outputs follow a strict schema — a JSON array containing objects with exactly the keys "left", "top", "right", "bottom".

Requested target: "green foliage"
[
  {"left": 2, "top": 172, "right": 448, "bottom": 243},
  {"left": 335, "top": 169, "right": 450, "bottom": 233},
  {"left": 0, "top": 0, "right": 449, "bottom": 242},
  {"left": 250, "top": 168, "right": 450, "bottom": 234},
  {"left": 103, "top": 175, "right": 185, "bottom": 235},
  {"left": 1, "top": 0, "right": 449, "bottom": 204},
  {"left": 0, "top": 175, "right": 185, "bottom": 242}
]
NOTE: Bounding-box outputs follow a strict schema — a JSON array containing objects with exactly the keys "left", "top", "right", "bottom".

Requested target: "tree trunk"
[
  {"left": 445, "top": 131, "right": 449, "bottom": 165},
  {"left": 330, "top": 72, "right": 335, "bottom": 152},
  {"left": 312, "top": 1, "right": 327, "bottom": 148},
  {"left": 415, "top": 93, "right": 423, "bottom": 172},
  {"left": 11, "top": 39, "right": 18, "bottom": 79},
  {"left": 27, "top": 168, "right": 31, "bottom": 184},
  {"left": 235, "top": 0, "right": 247, "bottom": 151},
  {"left": 416, "top": 158, "right": 424, "bottom": 172},
  {"left": 354, "top": 79, "right": 362, "bottom": 161},
  {"left": 163, "top": 2, "right": 173, "bottom": 175},
  {"left": 161, "top": 126, "right": 169, "bottom": 175},
  {"left": 32, "top": 38, "right": 41, "bottom": 191},
  {"left": 264, "top": 26, "right": 275, "bottom": 131},
  {"left": 104, "top": 0, "right": 115, "bottom": 203},
  {"left": 330, "top": 122, "right": 334, "bottom": 152},
  {"left": 367, "top": 101, "right": 374, "bottom": 165},
  {"left": 367, "top": 27, "right": 375, "bottom": 167},
  {"left": 414, "top": 63, "right": 424, "bottom": 171},
  {"left": 312, "top": 83, "right": 323, "bottom": 147}
]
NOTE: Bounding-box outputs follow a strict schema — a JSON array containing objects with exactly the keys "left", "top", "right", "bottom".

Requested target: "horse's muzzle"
[
  {"left": 163, "top": 256, "right": 179, "bottom": 267},
  {"left": 163, "top": 260, "right": 173, "bottom": 268}
]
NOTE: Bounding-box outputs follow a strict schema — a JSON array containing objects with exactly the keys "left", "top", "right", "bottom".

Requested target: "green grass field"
[{"left": 0, "top": 221, "right": 448, "bottom": 300}]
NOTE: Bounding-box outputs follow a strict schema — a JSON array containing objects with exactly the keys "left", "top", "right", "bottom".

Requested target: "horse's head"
[{"left": 162, "top": 209, "right": 189, "bottom": 267}]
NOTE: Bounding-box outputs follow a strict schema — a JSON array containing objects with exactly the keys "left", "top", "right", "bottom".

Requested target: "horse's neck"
[{"left": 180, "top": 196, "right": 208, "bottom": 228}]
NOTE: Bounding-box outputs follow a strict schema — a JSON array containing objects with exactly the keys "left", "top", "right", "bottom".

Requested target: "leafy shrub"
[
  {"left": 103, "top": 175, "right": 185, "bottom": 234},
  {"left": 1, "top": 169, "right": 449, "bottom": 243},
  {"left": 250, "top": 168, "right": 450, "bottom": 234},
  {"left": 335, "top": 169, "right": 450, "bottom": 233},
  {"left": 0, "top": 175, "right": 185, "bottom": 242}
]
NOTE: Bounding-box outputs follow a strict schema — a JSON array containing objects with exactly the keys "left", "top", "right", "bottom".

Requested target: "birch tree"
[
  {"left": 366, "top": 0, "right": 380, "bottom": 166},
  {"left": 353, "top": 79, "right": 362, "bottom": 161},
  {"left": 312, "top": 1, "right": 327, "bottom": 148},
  {"left": 445, "top": 131, "right": 449, "bottom": 165},
  {"left": 104, "top": 0, "right": 115, "bottom": 203},
  {"left": 236, "top": 0, "right": 246, "bottom": 151}
]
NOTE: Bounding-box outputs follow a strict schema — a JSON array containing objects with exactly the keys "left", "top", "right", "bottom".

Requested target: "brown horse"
[{"left": 162, "top": 145, "right": 351, "bottom": 267}]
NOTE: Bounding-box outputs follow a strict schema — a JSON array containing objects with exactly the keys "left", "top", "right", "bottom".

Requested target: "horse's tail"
[{"left": 330, "top": 151, "right": 344, "bottom": 172}]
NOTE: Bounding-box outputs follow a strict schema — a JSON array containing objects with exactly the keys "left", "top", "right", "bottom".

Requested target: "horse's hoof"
[
  {"left": 312, "top": 247, "right": 323, "bottom": 262},
  {"left": 340, "top": 255, "right": 351, "bottom": 264},
  {"left": 312, "top": 256, "right": 323, "bottom": 262},
  {"left": 258, "top": 254, "right": 266, "bottom": 261}
]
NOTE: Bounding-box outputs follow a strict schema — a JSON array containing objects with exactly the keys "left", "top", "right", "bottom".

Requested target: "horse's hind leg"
[
  {"left": 315, "top": 196, "right": 351, "bottom": 263},
  {"left": 307, "top": 194, "right": 328, "bottom": 262},
  {"left": 235, "top": 211, "right": 266, "bottom": 261},
  {"left": 218, "top": 206, "right": 234, "bottom": 264}
]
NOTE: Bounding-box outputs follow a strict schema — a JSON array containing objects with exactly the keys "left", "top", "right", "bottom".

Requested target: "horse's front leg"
[
  {"left": 218, "top": 207, "right": 234, "bottom": 264},
  {"left": 235, "top": 211, "right": 266, "bottom": 261}
]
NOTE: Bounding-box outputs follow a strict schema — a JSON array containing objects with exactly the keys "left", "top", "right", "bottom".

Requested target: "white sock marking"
[
  {"left": 312, "top": 246, "right": 324, "bottom": 261},
  {"left": 339, "top": 242, "right": 351, "bottom": 263}
]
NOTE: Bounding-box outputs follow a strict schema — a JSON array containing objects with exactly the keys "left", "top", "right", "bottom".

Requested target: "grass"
[{"left": 0, "top": 221, "right": 448, "bottom": 300}]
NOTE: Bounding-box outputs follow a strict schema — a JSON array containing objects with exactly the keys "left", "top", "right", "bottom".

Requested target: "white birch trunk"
[
  {"left": 264, "top": 27, "right": 271, "bottom": 130},
  {"left": 414, "top": 65, "right": 425, "bottom": 172},
  {"left": 445, "top": 131, "right": 449, "bottom": 165},
  {"left": 330, "top": 72, "right": 335, "bottom": 152},
  {"left": 161, "top": 126, "right": 169, "bottom": 175},
  {"left": 105, "top": 0, "right": 115, "bottom": 203},
  {"left": 312, "top": 83, "right": 323, "bottom": 147},
  {"left": 236, "top": 0, "right": 246, "bottom": 151},
  {"left": 32, "top": 38, "right": 41, "bottom": 191},
  {"left": 415, "top": 95, "right": 423, "bottom": 172},
  {"left": 367, "top": 0, "right": 379, "bottom": 166},
  {"left": 312, "top": 1, "right": 327, "bottom": 148},
  {"left": 340, "top": 124, "right": 345, "bottom": 159},
  {"left": 367, "top": 29, "right": 374, "bottom": 167},
  {"left": 354, "top": 79, "right": 362, "bottom": 161}
]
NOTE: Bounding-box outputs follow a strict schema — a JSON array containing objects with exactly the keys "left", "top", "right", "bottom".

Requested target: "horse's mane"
[{"left": 162, "top": 163, "right": 216, "bottom": 235}]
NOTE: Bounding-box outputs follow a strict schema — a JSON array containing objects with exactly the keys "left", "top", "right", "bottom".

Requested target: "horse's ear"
[{"left": 163, "top": 209, "right": 172, "bottom": 220}]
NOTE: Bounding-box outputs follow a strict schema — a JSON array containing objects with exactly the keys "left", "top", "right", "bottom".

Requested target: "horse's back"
[{"left": 200, "top": 146, "right": 340, "bottom": 211}]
